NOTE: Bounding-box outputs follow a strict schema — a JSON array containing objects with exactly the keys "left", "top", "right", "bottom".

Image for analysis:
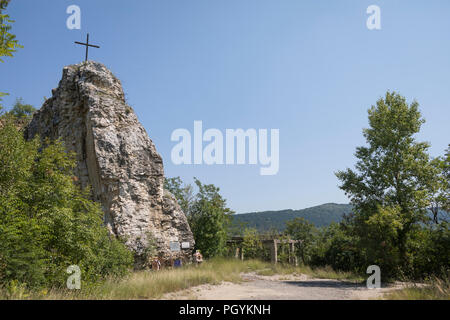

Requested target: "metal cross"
[{"left": 75, "top": 33, "right": 100, "bottom": 62}]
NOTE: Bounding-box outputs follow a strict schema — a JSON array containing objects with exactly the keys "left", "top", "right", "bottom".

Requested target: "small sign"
[
  {"left": 181, "top": 242, "right": 190, "bottom": 249},
  {"left": 170, "top": 241, "right": 180, "bottom": 252}
]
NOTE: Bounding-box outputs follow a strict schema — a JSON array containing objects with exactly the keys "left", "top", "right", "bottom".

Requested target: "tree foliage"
[
  {"left": 0, "top": 118, "right": 133, "bottom": 289},
  {"left": 1, "top": 0, "right": 22, "bottom": 111},
  {"left": 164, "top": 176, "right": 194, "bottom": 216},
  {"left": 285, "top": 218, "right": 317, "bottom": 265},
  {"left": 272, "top": 92, "right": 449, "bottom": 280},
  {"left": 0, "top": 0, "right": 22, "bottom": 62},
  {"left": 429, "top": 146, "right": 450, "bottom": 223},
  {"left": 335, "top": 91, "right": 448, "bottom": 278},
  {"left": 241, "top": 228, "right": 264, "bottom": 259},
  {"left": 165, "top": 177, "right": 234, "bottom": 258},
  {"left": 7, "top": 98, "right": 36, "bottom": 118},
  {"left": 189, "top": 178, "right": 234, "bottom": 258}
]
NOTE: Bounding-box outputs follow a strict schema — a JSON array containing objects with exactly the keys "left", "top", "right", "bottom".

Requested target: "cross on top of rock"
[{"left": 75, "top": 33, "right": 100, "bottom": 62}]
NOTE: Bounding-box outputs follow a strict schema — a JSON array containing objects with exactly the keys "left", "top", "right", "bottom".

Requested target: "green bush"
[
  {"left": 409, "top": 222, "right": 450, "bottom": 279},
  {"left": 285, "top": 217, "right": 318, "bottom": 265},
  {"left": 241, "top": 228, "right": 264, "bottom": 259},
  {"left": 166, "top": 177, "right": 234, "bottom": 259},
  {"left": 307, "top": 223, "right": 362, "bottom": 273},
  {"left": 0, "top": 119, "right": 133, "bottom": 289}
]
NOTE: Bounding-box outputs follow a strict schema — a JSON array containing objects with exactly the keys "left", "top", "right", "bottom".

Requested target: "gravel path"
[{"left": 163, "top": 273, "right": 403, "bottom": 300}]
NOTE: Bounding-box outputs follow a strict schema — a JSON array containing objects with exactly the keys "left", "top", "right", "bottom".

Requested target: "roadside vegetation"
[
  {"left": 0, "top": 258, "right": 363, "bottom": 300},
  {"left": 384, "top": 277, "right": 450, "bottom": 300}
]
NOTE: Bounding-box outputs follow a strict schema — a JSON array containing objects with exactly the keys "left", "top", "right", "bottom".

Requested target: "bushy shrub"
[
  {"left": 285, "top": 217, "right": 317, "bottom": 265},
  {"left": 0, "top": 119, "right": 133, "bottom": 289},
  {"left": 166, "top": 177, "right": 234, "bottom": 259},
  {"left": 308, "top": 223, "right": 362, "bottom": 273},
  {"left": 241, "top": 228, "right": 264, "bottom": 259},
  {"left": 409, "top": 222, "right": 450, "bottom": 279}
]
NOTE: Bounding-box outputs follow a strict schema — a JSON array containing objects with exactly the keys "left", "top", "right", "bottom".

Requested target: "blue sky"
[{"left": 1, "top": 1, "right": 449, "bottom": 213}]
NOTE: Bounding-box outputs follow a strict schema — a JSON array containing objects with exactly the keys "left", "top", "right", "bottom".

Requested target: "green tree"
[
  {"left": 241, "top": 228, "right": 263, "bottom": 259},
  {"left": 0, "top": 119, "right": 133, "bottom": 288},
  {"left": 429, "top": 146, "right": 450, "bottom": 223},
  {"left": 0, "top": 92, "right": 6, "bottom": 113},
  {"left": 0, "top": 0, "right": 22, "bottom": 61},
  {"left": 285, "top": 218, "right": 317, "bottom": 265},
  {"left": 8, "top": 98, "right": 36, "bottom": 118},
  {"left": 164, "top": 176, "right": 194, "bottom": 216},
  {"left": 443, "top": 146, "right": 450, "bottom": 213},
  {"left": 189, "top": 178, "right": 234, "bottom": 258},
  {"left": 165, "top": 177, "right": 235, "bottom": 258},
  {"left": 336, "top": 91, "right": 441, "bottom": 276},
  {"left": 1, "top": 1, "right": 23, "bottom": 109}
]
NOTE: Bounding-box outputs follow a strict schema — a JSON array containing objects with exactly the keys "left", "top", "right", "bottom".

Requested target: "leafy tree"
[
  {"left": 285, "top": 218, "right": 317, "bottom": 265},
  {"left": 429, "top": 146, "right": 450, "bottom": 223},
  {"left": 0, "top": 92, "right": 6, "bottom": 113},
  {"left": 443, "top": 146, "right": 450, "bottom": 213},
  {"left": 1, "top": 1, "right": 22, "bottom": 110},
  {"left": 0, "top": 118, "right": 133, "bottom": 289},
  {"left": 304, "top": 221, "right": 361, "bottom": 272},
  {"left": 164, "top": 177, "right": 234, "bottom": 258},
  {"left": 8, "top": 98, "right": 36, "bottom": 118},
  {"left": 241, "top": 228, "right": 263, "bottom": 259},
  {"left": 0, "top": 0, "right": 22, "bottom": 62},
  {"left": 188, "top": 178, "right": 234, "bottom": 258},
  {"left": 409, "top": 221, "right": 450, "bottom": 278},
  {"left": 164, "top": 176, "right": 194, "bottom": 216},
  {"left": 336, "top": 91, "right": 442, "bottom": 276}
]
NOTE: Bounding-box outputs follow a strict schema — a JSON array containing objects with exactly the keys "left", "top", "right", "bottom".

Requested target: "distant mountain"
[{"left": 232, "top": 203, "right": 353, "bottom": 232}]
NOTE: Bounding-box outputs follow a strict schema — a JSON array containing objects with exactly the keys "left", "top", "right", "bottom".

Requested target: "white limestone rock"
[{"left": 26, "top": 61, "right": 194, "bottom": 266}]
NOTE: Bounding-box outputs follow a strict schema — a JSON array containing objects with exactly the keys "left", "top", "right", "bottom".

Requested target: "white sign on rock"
[{"left": 181, "top": 242, "right": 190, "bottom": 249}]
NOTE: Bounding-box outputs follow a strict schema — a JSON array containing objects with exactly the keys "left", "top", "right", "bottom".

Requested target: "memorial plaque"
[
  {"left": 181, "top": 242, "right": 190, "bottom": 249},
  {"left": 170, "top": 241, "right": 180, "bottom": 252}
]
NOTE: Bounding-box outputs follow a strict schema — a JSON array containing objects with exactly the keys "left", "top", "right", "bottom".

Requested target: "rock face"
[{"left": 26, "top": 61, "right": 194, "bottom": 266}]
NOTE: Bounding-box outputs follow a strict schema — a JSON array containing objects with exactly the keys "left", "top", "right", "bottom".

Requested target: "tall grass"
[
  {"left": 0, "top": 258, "right": 269, "bottom": 300},
  {"left": 384, "top": 276, "right": 450, "bottom": 300},
  {"left": 0, "top": 258, "right": 366, "bottom": 300},
  {"left": 255, "top": 264, "right": 364, "bottom": 282}
]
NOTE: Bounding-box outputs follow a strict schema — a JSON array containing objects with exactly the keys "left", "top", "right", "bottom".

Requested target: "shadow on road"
[{"left": 284, "top": 280, "right": 364, "bottom": 289}]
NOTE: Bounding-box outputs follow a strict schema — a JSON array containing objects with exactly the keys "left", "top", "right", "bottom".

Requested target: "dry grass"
[
  {"left": 384, "top": 277, "right": 450, "bottom": 300},
  {"left": 1, "top": 258, "right": 269, "bottom": 300},
  {"left": 256, "top": 264, "right": 364, "bottom": 282},
  {"left": 0, "top": 259, "right": 365, "bottom": 300}
]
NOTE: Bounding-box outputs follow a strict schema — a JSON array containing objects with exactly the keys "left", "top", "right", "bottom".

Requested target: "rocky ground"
[{"left": 163, "top": 273, "right": 405, "bottom": 300}]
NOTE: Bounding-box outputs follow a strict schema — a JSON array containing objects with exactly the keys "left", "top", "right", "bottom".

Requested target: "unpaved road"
[{"left": 163, "top": 273, "right": 404, "bottom": 300}]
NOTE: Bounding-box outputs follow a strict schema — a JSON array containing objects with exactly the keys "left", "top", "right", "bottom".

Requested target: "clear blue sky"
[{"left": 1, "top": 1, "right": 449, "bottom": 213}]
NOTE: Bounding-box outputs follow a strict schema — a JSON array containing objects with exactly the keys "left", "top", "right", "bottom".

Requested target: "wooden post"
[
  {"left": 235, "top": 247, "right": 240, "bottom": 259},
  {"left": 240, "top": 247, "right": 244, "bottom": 261}
]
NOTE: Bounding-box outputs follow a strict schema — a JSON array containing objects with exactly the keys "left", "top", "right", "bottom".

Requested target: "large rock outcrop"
[{"left": 26, "top": 61, "right": 194, "bottom": 266}]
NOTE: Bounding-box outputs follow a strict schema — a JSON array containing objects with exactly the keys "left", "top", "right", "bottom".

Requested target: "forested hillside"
[{"left": 232, "top": 203, "right": 353, "bottom": 232}]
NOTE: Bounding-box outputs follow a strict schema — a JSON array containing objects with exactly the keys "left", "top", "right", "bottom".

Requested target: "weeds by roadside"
[
  {"left": 383, "top": 276, "right": 450, "bottom": 300},
  {"left": 4, "top": 258, "right": 445, "bottom": 300},
  {"left": 0, "top": 258, "right": 268, "bottom": 300},
  {"left": 255, "top": 264, "right": 364, "bottom": 282}
]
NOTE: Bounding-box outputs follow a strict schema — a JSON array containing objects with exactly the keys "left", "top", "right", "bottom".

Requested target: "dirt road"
[{"left": 163, "top": 273, "right": 402, "bottom": 300}]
